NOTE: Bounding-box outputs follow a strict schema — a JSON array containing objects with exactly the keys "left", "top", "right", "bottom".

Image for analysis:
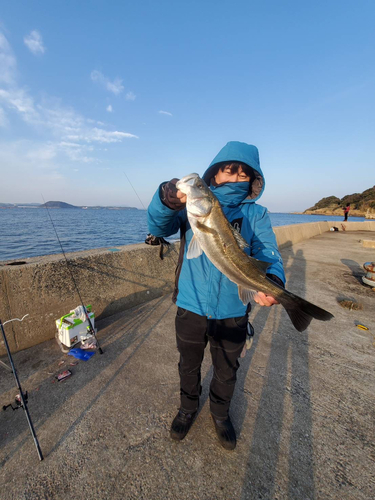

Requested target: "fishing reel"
[{"left": 2, "top": 392, "right": 27, "bottom": 412}]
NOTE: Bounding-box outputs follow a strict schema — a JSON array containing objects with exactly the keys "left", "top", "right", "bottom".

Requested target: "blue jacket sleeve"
[
  {"left": 250, "top": 206, "right": 286, "bottom": 285},
  {"left": 147, "top": 184, "right": 186, "bottom": 237}
]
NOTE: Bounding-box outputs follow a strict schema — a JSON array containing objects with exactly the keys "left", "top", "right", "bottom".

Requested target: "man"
[
  {"left": 147, "top": 141, "right": 285, "bottom": 450},
  {"left": 344, "top": 203, "right": 350, "bottom": 221}
]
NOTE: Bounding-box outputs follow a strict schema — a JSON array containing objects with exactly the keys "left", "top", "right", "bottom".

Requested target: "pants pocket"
[
  {"left": 176, "top": 306, "right": 188, "bottom": 318},
  {"left": 210, "top": 316, "right": 247, "bottom": 351},
  {"left": 232, "top": 315, "right": 248, "bottom": 329}
]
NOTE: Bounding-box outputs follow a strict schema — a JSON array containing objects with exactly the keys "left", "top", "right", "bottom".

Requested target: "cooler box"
[{"left": 55, "top": 305, "right": 96, "bottom": 349}]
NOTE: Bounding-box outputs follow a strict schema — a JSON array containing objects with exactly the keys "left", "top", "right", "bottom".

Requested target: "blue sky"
[{"left": 0, "top": 0, "right": 374, "bottom": 211}]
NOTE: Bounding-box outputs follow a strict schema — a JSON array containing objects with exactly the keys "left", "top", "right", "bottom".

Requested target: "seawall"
[
  {"left": 0, "top": 244, "right": 180, "bottom": 355},
  {"left": 1, "top": 221, "right": 374, "bottom": 355},
  {"left": 275, "top": 220, "right": 375, "bottom": 248}
]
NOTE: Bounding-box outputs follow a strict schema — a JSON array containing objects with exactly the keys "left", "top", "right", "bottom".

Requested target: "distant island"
[
  {"left": 0, "top": 201, "right": 139, "bottom": 210},
  {"left": 42, "top": 201, "right": 80, "bottom": 209},
  {"left": 300, "top": 186, "right": 375, "bottom": 218}
]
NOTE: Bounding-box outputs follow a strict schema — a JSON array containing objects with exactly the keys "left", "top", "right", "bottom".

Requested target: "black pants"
[{"left": 175, "top": 307, "right": 247, "bottom": 420}]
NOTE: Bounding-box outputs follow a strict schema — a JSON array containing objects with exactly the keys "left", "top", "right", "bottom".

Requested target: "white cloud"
[
  {"left": 66, "top": 127, "right": 138, "bottom": 143},
  {"left": 24, "top": 30, "right": 45, "bottom": 55},
  {"left": 0, "top": 32, "right": 139, "bottom": 179},
  {"left": 0, "top": 88, "right": 138, "bottom": 146},
  {"left": 0, "top": 107, "right": 8, "bottom": 127},
  {"left": 159, "top": 110, "right": 172, "bottom": 116},
  {"left": 39, "top": 100, "right": 85, "bottom": 134},
  {"left": 0, "top": 32, "right": 17, "bottom": 84},
  {"left": 90, "top": 70, "right": 124, "bottom": 95},
  {"left": 86, "top": 118, "right": 106, "bottom": 126},
  {"left": 0, "top": 87, "right": 138, "bottom": 159},
  {"left": 26, "top": 144, "right": 56, "bottom": 162},
  {"left": 0, "top": 91, "right": 87, "bottom": 136},
  {"left": 126, "top": 91, "right": 136, "bottom": 101},
  {"left": 0, "top": 140, "right": 59, "bottom": 173},
  {"left": 106, "top": 104, "right": 113, "bottom": 112},
  {"left": 0, "top": 88, "right": 36, "bottom": 123},
  {"left": 90, "top": 129, "right": 138, "bottom": 143},
  {"left": 106, "top": 78, "right": 124, "bottom": 95},
  {"left": 58, "top": 141, "right": 96, "bottom": 162},
  {"left": 59, "top": 141, "right": 82, "bottom": 148}
]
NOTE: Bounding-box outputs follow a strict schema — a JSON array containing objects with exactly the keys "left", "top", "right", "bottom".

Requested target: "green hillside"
[{"left": 304, "top": 186, "right": 375, "bottom": 217}]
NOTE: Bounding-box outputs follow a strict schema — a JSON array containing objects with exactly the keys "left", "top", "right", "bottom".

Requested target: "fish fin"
[
  {"left": 280, "top": 293, "right": 334, "bottom": 332},
  {"left": 238, "top": 286, "right": 257, "bottom": 305},
  {"left": 229, "top": 225, "right": 249, "bottom": 250},
  {"left": 283, "top": 306, "right": 315, "bottom": 333},
  {"left": 186, "top": 235, "right": 203, "bottom": 259}
]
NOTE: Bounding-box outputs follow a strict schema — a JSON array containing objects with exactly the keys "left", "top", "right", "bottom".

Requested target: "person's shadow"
[
  {"left": 234, "top": 245, "right": 315, "bottom": 498},
  {"left": 214, "top": 244, "right": 315, "bottom": 499}
]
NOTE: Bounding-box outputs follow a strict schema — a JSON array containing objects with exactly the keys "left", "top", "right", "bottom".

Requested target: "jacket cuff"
[{"left": 266, "top": 273, "right": 285, "bottom": 288}]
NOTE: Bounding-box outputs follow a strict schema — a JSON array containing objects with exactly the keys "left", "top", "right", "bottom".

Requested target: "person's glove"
[
  {"left": 160, "top": 178, "right": 186, "bottom": 211},
  {"left": 240, "top": 322, "right": 255, "bottom": 358}
]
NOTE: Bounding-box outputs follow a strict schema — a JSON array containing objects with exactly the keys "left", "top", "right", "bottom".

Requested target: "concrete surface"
[{"left": 1, "top": 231, "right": 374, "bottom": 499}]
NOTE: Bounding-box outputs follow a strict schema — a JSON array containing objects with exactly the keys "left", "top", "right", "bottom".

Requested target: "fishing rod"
[
  {"left": 124, "top": 172, "right": 147, "bottom": 210},
  {"left": 1, "top": 315, "right": 44, "bottom": 461},
  {"left": 42, "top": 196, "right": 103, "bottom": 354}
]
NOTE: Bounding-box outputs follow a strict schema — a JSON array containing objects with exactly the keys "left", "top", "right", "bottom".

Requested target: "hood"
[{"left": 202, "top": 141, "right": 265, "bottom": 203}]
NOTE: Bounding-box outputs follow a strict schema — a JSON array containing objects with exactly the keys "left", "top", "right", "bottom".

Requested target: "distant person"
[
  {"left": 344, "top": 203, "right": 350, "bottom": 221},
  {"left": 147, "top": 141, "right": 285, "bottom": 450}
]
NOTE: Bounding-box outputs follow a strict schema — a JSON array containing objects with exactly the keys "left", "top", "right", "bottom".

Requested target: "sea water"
[{"left": 0, "top": 208, "right": 366, "bottom": 262}]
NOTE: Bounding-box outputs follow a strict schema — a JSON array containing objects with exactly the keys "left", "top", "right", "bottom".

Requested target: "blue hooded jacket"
[{"left": 147, "top": 141, "right": 285, "bottom": 319}]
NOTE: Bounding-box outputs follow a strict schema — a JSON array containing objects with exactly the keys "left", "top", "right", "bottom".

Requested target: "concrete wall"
[
  {"left": 1, "top": 220, "right": 374, "bottom": 355},
  {"left": 273, "top": 220, "right": 375, "bottom": 248},
  {"left": 0, "top": 243, "right": 179, "bottom": 355}
]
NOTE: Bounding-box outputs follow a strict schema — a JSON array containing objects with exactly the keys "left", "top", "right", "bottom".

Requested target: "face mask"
[{"left": 210, "top": 181, "right": 250, "bottom": 207}]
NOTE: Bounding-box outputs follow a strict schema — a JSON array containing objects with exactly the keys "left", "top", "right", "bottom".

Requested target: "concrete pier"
[
  {"left": 0, "top": 223, "right": 374, "bottom": 499},
  {"left": 1, "top": 221, "right": 374, "bottom": 355}
]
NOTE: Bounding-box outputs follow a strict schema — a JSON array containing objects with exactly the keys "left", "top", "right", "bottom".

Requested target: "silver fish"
[{"left": 176, "top": 173, "right": 333, "bottom": 332}]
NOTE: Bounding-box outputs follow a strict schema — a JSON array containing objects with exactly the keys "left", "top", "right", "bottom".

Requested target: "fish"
[{"left": 176, "top": 173, "right": 334, "bottom": 332}]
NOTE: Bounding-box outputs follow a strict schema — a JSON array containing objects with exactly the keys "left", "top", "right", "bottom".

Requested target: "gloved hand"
[{"left": 161, "top": 178, "right": 186, "bottom": 211}]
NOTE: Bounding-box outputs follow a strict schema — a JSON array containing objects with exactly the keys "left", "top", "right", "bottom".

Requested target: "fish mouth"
[{"left": 176, "top": 173, "right": 199, "bottom": 192}]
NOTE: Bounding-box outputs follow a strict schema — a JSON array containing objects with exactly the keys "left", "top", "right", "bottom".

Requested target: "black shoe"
[
  {"left": 212, "top": 415, "right": 237, "bottom": 450},
  {"left": 170, "top": 410, "right": 197, "bottom": 441}
]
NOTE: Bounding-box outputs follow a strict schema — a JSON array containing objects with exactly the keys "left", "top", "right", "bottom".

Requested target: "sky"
[{"left": 0, "top": 0, "right": 374, "bottom": 212}]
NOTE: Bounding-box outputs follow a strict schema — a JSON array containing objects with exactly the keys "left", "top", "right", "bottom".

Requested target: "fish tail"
[{"left": 280, "top": 293, "right": 334, "bottom": 333}]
